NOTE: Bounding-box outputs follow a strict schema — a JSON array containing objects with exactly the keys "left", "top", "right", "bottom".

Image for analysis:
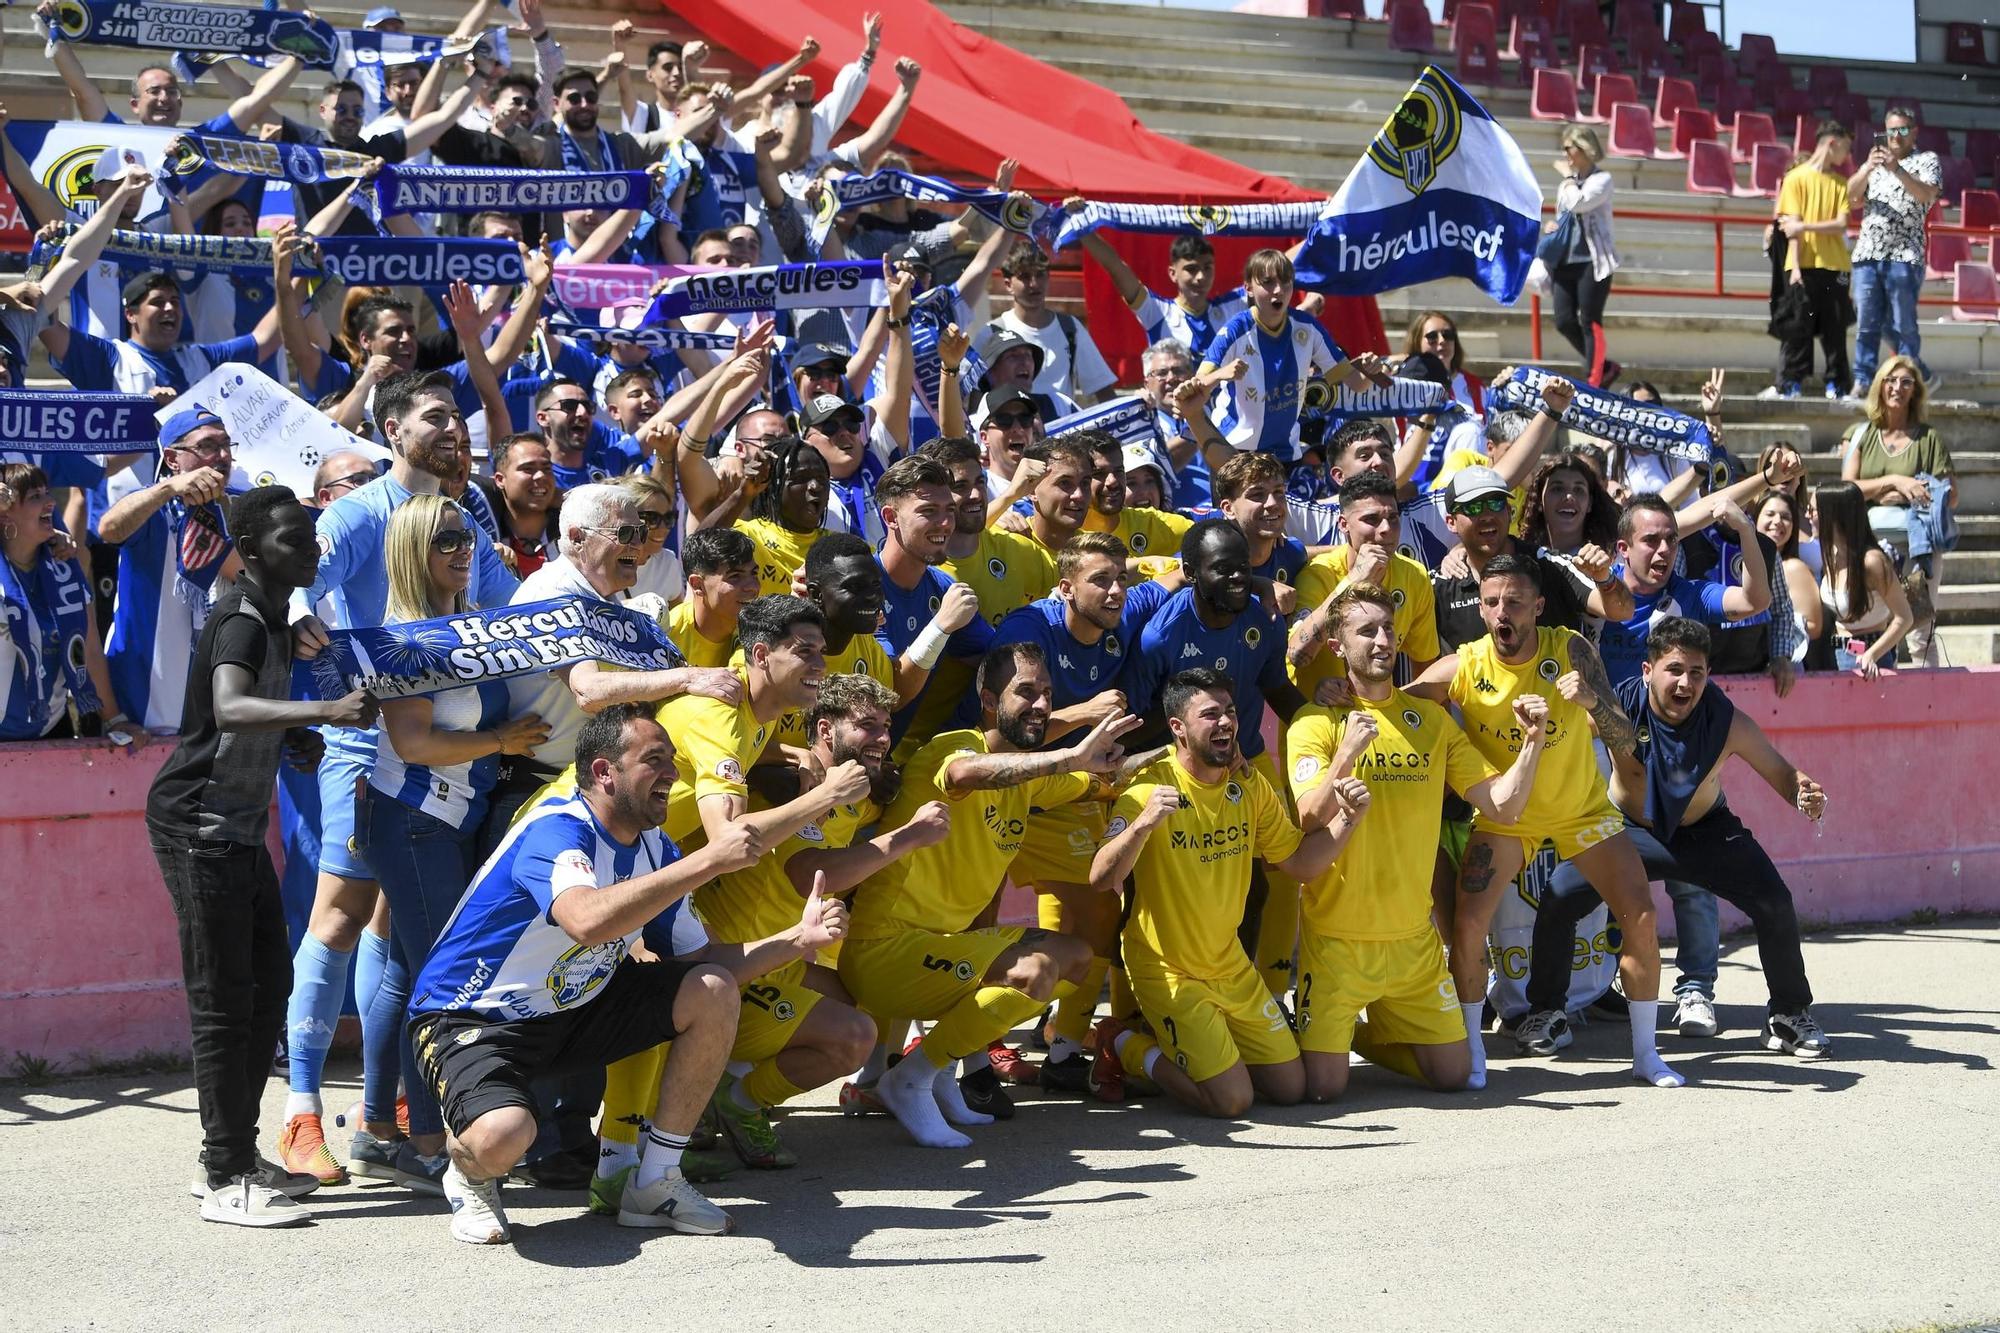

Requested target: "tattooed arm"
[
  {"left": 1558, "top": 636, "right": 1637, "bottom": 755},
  {"left": 944, "top": 714, "right": 1142, "bottom": 797}
]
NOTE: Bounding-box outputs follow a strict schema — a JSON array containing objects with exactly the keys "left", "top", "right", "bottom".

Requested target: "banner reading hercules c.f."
[{"left": 1294, "top": 66, "right": 1543, "bottom": 304}]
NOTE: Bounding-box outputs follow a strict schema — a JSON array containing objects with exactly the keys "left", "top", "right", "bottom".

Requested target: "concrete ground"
[{"left": 4, "top": 920, "right": 1997, "bottom": 1333}]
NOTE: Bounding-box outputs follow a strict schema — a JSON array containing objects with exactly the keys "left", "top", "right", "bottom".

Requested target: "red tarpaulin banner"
[{"left": 661, "top": 0, "right": 1382, "bottom": 373}]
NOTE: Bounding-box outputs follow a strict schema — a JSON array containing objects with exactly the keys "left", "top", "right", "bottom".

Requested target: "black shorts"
[{"left": 410, "top": 957, "right": 709, "bottom": 1137}]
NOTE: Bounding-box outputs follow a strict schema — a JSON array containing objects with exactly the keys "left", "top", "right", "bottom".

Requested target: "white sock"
[
  {"left": 1144, "top": 1047, "right": 1163, "bottom": 1078},
  {"left": 1626, "top": 1001, "right": 1686, "bottom": 1087},
  {"left": 960, "top": 1047, "right": 992, "bottom": 1076},
  {"left": 1461, "top": 1002, "right": 1489, "bottom": 1090},
  {"left": 1049, "top": 1036, "right": 1083, "bottom": 1063},
  {"left": 635, "top": 1126, "right": 689, "bottom": 1188},
  {"left": 1113, "top": 1030, "right": 1137, "bottom": 1058},
  {"left": 724, "top": 1072, "right": 759, "bottom": 1113},
  {"left": 931, "top": 1062, "right": 994, "bottom": 1126},
  {"left": 596, "top": 1136, "right": 638, "bottom": 1180},
  {"left": 285, "top": 1091, "right": 321, "bottom": 1119},
  {"left": 876, "top": 1046, "right": 971, "bottom": 1149},
  {"left": 856, "top": 1042, "right": 892, "bottom": 1086}
]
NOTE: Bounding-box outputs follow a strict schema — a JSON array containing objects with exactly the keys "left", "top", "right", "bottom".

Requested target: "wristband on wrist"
[
  {"left": 885, "top": 316, "right": 908, "bottom": 329},
  {"left": 1539, "top": 405, "right": 1564, "bottom": 421},
  {"left": 909, "top": 620, "right": 951, "bottom": 670}
]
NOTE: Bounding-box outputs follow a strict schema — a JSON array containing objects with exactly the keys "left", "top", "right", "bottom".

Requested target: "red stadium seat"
[
  {"left": 1686, "top": 138, "right": 1736, "bottom": 195},
  {"left": 1452, "top": 0, "right": 1497, "bottom": 47},
  {"left": 1807, "top": 65, "right": 1848, "bottom": 106},
  {"left": 1585, "top": 73, "right": 1638, "bottom": 124},
  {"left": 1627, "top": 30, "right": 1675, "bottom": 86},
  {"left": 1664, "top": 106, "right": 1720, "bottom": 160},
  {"left": 1790, "top": 113, "right": 1818, "bottom": 158},
  {"left": 1945, "top": 22, "right": 1990, "bottom": 67},
  {"left": 1737, "top": 33, "right": 1779, "bottom": 78},
  {"left": 1960, "top": 189, "right": 2000, "bottom": 262},
  {"left": 1667, "top": 1, "right": 1708, "bottom": 46},
  {"left": 1929, "top": 233, "right": 1973, "bottom": 283},
  {"left": 1737, "top": 141, "right": 1789, "bottom": 197},
  {"left": 1557, "top": 0, "right": 1608, "bottom": 48},
  {"left": 1773, "top": 88, "right": 1814, "bottom": 135},
  {"left": 1654, "top": 76, "right": 1698, "bottom": 130},
  {"left": 1388, "top": 1, "right": 1436, "bottom": 52},
  {"left": 1574, "top": 42, "right": 1619, "bottom": 98},
  {"left": 1503, "top": 14, "right": 1555, "bottom": 63},
  {"left": 1457, "top": 31, "right": 1501, "bottom": 83},
  {"left": 1953, "top": 263, "right": 2000, "bottom": 321},
  {"left": 1497, "top": 0, "right": 1558, "bottom": 25},
  {"left": 1682, "top": 30, "right": 1723, "bottom": 70},
  {"left": 1964, "top": 129, "right": 2000, "bottom": 176},
  {"left": 1751, "top": 59, "right": 1792, "bottom": 108},
  {"left": 1732, "top": 111, "right": 1777, "bottom": 162},
  {"left": 1832, "top": 92, "right": 1872, "bottom": 133},
  {"left": 1916, "top": 126, "right": 1953, "bottom": 159},
  {"left": 1530, "top": 66, "right": 1580, "bottom": 121},
  {"left": 1941, "top": 156, "right": 1977, "bottom": 209},
  {"left": 1714, "top": 81, "right": 1759, "bottom": 131},
  {"left": 1607, "top": 102, "right": 1657, "bottom": 159}
]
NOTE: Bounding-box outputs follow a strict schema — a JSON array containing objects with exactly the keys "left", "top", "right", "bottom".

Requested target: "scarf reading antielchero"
[
  {"left": 375, "top": 164, "right": 657, "bottom": 218},
  {"left": 0, "top": 544, "right": 101, "bottom": 720},
  {"left": 1489, "top": 366, "right": 1720, "bottom": 465},
  {"left": 1053, "top": 200, "right": 1324, "bottom": 251},
  {"left": 293, "top": 594, "right": 685, "bottom": 701},
  {"left": 641, "top": 261, "right": 887, "bottom": 321},
  {"left": 45, "top": 1, "right": 340, "bottom": 67}
]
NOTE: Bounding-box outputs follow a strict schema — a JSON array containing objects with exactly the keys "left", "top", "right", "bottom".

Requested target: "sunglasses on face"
[
  {"left": 639, "top": 510, "right": 673, "bottom": 531},
  {"left": 1452, "top": 496, "right": 1509, "bottom": 517},
  {"left": 989, "top": 412, "right": 1036, "bottom": 429},
  {"left": 590, "top": 523, "right": 647, "bottom": 546},
  {"left": 563, "top": 90, "right": 600, "bottom": 105},
  {"left": 819, "top": 417, "right": 862, "bottom": 436},
  {"left": 545, "top": 398, "right": 592, "bottom": 414},
  {"left": 1423, "top": 328, "right": 1457, "bottom": 342},
  {"left": 1885, "top": 126, "right": 1914, "bottom": 137},
  {"left": 325, "top": 470, "right": 376, "bottom": 494},
  {"left": 430, "top": 529, "right": 475, "bottom": 554}
]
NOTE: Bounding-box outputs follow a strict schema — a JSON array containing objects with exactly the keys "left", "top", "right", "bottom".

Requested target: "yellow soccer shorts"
[
  {"left": 1013, "top": 802, "right": 1106, "bottom": 887},
  {"left": 730, "top": 957, "right": 825, "bottom": 1065},
  {"left": 1295, "top": 928, "right": 1465, "bottom": 1055},
  {"left": 837, "top": 925, "right": 1027, "bottom": 1023},
  {"left": 1129, "top": 960, "right": 1299, "bottom": 1082},
  {"left": 1477, "top": 804, "right": 1626, "bottom": 863}
]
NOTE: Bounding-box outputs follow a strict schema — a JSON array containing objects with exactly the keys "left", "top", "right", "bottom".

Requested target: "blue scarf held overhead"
[
  {"left": 0, "top": 543, "right": 101, "bottom": 718},
  {"left": 45, "top": 1, "right": 340, "bottom": 68}
]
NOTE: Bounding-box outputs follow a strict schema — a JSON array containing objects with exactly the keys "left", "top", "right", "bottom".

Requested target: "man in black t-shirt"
[
  {"left": 1430, "top": 466, "right": 1632, "bottom": 650},
  {"left": 147, "top": 487, "right": 376, "bottom": 1229}
]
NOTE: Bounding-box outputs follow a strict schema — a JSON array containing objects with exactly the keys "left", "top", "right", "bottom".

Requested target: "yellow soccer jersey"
[
  {"left": 1114, "top": 754, "right": 1303, "bottom": 981},
  {"left": 666, "top": 600, "right": 733, "bottom": 669},
  {"left": 944, "top": 527, "right": 1058, "bottom": 628},
  {"left": 1290, "top": 548, "right": 1440, "bottom": 697},
  {"left": 748, "top": 638, "right": 895, "bottom": 751},
  {"left": 734, "top": 518, "right": 828, "bottom": 598},
  {"left": 849, "top": 728, "right": 1093, "bottom": 940},
  {"left": 696, "top": 795, "right": 876, "bottom": 944},
  {"left": 1082, "top": 505, "right": 1193, "bottom": 561},
  {"left": 655, "top": 669, "right": 775, "bottom": 847},
  {"left": 1286, "top": 692, "right": 1497, "bottom": 940},
  {"left": 1449, "top": 626, "right": 1605, "bottom": 830}
]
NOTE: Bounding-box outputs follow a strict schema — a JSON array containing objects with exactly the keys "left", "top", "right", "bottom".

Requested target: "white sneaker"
[
  {"left": 188, "top": 1155, "right": 320, "bottom": 1200},
  {"left": 1675, "top": 992, "right": 1719, "bottom": 1038},
  {"left": 1514, "top": 1009, "right": 1574, "bottom": 1056},
  {"left": 443, "top": 1164, "right": 510, "bottom": 1244},
  {"left": 1765, "top": 1010, "right": 1832, "bottom": 1058},
  {"left": 616, "top": 1167, "right": 734, "bottom": 1234},
  {"left": 201, "top": 1176, "right": 312, "bottom": 1228}
]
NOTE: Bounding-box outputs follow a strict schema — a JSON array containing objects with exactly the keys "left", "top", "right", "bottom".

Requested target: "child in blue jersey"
[
  {"left": 1079, "top": 225, "right": 1248, "bottom": 360},
  {"left": 1199, "top": 249, "right": 1382, "bottom": 467},
  {"left": 355, "top": 497, "right": 552, "bottom": 1194},
  {"left": 97, "top": 409, "right": 243, "bottom": 734}
]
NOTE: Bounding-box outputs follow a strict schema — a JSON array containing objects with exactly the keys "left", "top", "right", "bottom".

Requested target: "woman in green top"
[{"left": 1841, "top": 354, "right": 1955, "bottom": 663}]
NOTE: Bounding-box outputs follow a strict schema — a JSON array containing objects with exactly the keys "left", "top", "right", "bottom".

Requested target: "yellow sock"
[
  {"left": 1036, "top": 891, "right": 1062, "bottom": 932},
  {"left": 1109, "top": 964, "right": 1137, "bottom": 1021},
  {"left": 741, "top": 1059, "right": 808, "bottom": 1109},
  {"left": 1053, "top": 956, "right": 1109, "bottom": 1044},
  {"left": 599, "top": 1043, "right": 668, "bottom": 1142},
  {"left": 1255, "top": 872, "right": 1300, "bottom": 1000},
  {"left": 1118, "top": 1031, "right": 1159, "bottom": 1080},
  {"left": 1352, "top": 1021, "right": 1423, "bottom": 1081},
  {"left": 925, "top": 985, "right": 1046, "bottom": 1063}
]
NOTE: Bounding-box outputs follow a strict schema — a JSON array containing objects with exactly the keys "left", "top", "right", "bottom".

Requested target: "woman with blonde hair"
[
  {"left": 618, "top": 471, "right": 686, "bottom": 606},
  {"left": 1401, "top": 310, "right": 1486, "bottom": 417},
  {"left": 1812, "top": 479, "right": 1914, "bottom": 679},
  {"left": 357, "top": 495, "right": 548, "bottom": 1192},
  {"left": 1839, "top": 354, "right": 1955, "bottom": 662},
  {"left": 1544, "top": 125, "right": 1621, "bottom": 388}
]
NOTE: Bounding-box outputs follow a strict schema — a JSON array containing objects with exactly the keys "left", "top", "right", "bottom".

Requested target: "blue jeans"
[
  {"left": 1852, "top": 258, "right": 1929, "bottom": 388},
  {"left": 1665, "top": 880, "right": 1719, "bottom": 1000},
  {"left": 363, "top": 794, "right": 481, "bottom": 1138}
]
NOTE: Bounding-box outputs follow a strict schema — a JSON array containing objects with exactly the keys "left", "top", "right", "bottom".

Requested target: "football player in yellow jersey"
[
  {"left": 587, "top": 597, "right": 878, "bottom": 1206},
  {"left": 1289, "top": 472, "right": 1443, "bottom": 700},
  {"left": 1078, "top": 431, "right": 1194, "bottom": 562},
  {"left": 735, "top": 438, "right": 834, "bottom": 597},
  {"left": 1089, "top": 667, "right": 1353, "bottom": 1118},
  {"left": 696, "top": 674, "right": 955, "bottom": 1170},
  {"left": 1287, "top": 584, "right": 1548, "bottom": 1102},
  {"left": 1409, "top": 554, "right": 1683, "bottom": 1090},
  {"left": 840, "top": 642, "right": 1143, "bottom": 1147},
  {"left": 761, "top": 531, "right": 977, "bottom": 749},
  {"left": 921, "top": 436, "right": 1061, "bottom": 627},
  {"left": 666, "top": 529, "right": 761, "bottom": 669}
]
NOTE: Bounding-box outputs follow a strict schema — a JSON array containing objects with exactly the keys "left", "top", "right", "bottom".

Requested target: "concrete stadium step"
[{"left": 1936, "top": 625, "right": 2000, "bottom": 663}]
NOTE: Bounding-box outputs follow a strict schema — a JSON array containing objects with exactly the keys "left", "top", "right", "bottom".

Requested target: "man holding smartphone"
[{"left": 1848, "top": 107, "right": 1943, "bottom": 398}]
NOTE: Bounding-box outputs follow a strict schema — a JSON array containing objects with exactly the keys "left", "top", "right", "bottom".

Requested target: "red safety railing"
[{"left": 1525, "top": 204, "right": 2000, "bottom": 361}]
